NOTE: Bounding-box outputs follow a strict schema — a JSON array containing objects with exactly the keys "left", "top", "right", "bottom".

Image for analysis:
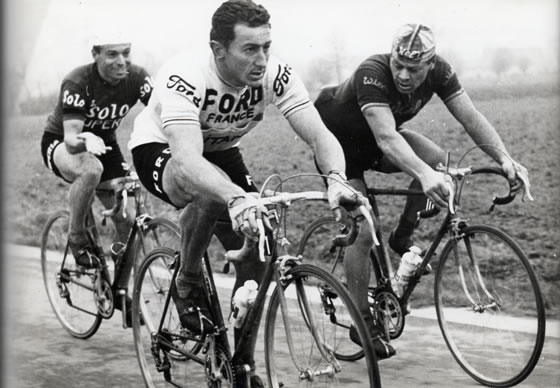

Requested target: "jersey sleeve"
[
  {"left": 155, "top": 57, "right": 204, "bottom": 129},
  {"left": 353, "top": 60, "right": 392, "bottom": 112},
  {"left": 137, "top": 67, "right": 154, "bottom": 106},
  {"left": 60, "top": 79, "right": 89, "bottom": 121},
  {"left": 434, "top": 58, "right": 464, "bottom": 103},
  {"left": 267, "top": 58, "right": 312, "bottom": 117}
]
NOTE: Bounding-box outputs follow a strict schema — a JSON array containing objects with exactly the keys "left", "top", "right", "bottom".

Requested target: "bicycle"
[
  {"left": 297, "top": 159, "right": 546, "bottom": 387},
  {"left": 41, "top": 172, "right": 181, "bottom": 338},
  {"left": 131, "top": 174, "right": 383, "bottom": 388}
]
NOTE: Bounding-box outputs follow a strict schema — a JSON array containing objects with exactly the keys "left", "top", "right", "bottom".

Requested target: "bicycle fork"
[
  {"left": 275, "top": 260, "right": 341, "bottom": 381},
  {"left": 454, "top": 234, "right": 501, "bottom": 313}
]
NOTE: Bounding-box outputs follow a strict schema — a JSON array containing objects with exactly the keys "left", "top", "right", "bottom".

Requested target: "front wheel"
[
  {"left": 264, "top": 264, "right": 381, "bottom": 388},
  {"left": 435, "top": 224, "right": 545, "bottom": 387},
  {"left": 41, "top": 210, "right": 102, "bottom": 339},
  {"left": 132, "top": 247, "right": 209, "bottom": 387}
]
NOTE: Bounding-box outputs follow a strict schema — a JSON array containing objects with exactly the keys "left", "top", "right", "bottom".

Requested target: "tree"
[
  {"left": 518, "top": 55, "right": 531, "bottom": 74},
  {"left": 491, "top": 47, "right": 514, "bottom": 77}
]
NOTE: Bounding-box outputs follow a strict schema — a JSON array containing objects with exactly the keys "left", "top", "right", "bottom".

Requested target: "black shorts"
[
  {"left": 131, "top": 143, "right": 258, "bottom": 207},
  {"left": 40, "top": 131, "right": 130, "bottom": 183}
]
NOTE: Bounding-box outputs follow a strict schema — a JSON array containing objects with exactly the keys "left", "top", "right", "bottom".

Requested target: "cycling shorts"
[
  {"left": 131, "top": 143, "right": 258, "bottom": 207},
  {"left": 41, "top": 132, "right": 130, "bottom": 183}
]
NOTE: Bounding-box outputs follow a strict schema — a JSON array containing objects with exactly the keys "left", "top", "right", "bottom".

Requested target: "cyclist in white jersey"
[{"left": 128, "top": 1, "right": 369, "bottom": 384}]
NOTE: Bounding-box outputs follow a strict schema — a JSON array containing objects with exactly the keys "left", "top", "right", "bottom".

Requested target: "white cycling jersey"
[{"left": 129, "top": 52, "right": 312, "bottom": 152}]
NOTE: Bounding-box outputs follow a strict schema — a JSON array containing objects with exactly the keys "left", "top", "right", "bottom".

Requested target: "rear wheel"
[
  {"left": 297, "top": 216, "right": 366, "bottom": 361},
  {"left": 264, "top": 263, "right": 381, "bottom": 387},
  {"left": 41, "top": 210, "right": 102, "bottom": 339},
  {"left": 133, "top": 217, "right": 181, "bottom": 268},
  {"left": 435, "top": 224, "right": 545, "bottom": 387}
]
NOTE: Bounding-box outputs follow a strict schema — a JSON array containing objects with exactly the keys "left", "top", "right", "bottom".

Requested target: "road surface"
[{"left": 4, "top": 244, "right": 559, "bottom": 387}]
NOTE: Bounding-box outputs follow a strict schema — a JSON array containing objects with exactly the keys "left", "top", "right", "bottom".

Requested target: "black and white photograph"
[{"left": 3, "top": 0, "right": 559, "bottom": 387}]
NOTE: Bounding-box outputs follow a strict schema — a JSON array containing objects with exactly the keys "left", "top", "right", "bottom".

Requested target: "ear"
[
  {"left": 210, "top": 40, "right": 226, "bottom": 61},
  {"left": 429, "top": 60, "right": 436, "bottom": 71}
]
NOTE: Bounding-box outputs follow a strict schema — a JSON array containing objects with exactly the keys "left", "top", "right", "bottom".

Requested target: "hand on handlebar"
[
  {"left": 501, "top": 159, "right": 534, "bottom": 202},
  {"left": 77, "top": 132, "right": 112, "bottom": 155},
  {"left": 327, "top": 174, "right": 369, "bottom": 222},
  {"left": 227, "top": 194, "right": 271, "bottom": 240}
]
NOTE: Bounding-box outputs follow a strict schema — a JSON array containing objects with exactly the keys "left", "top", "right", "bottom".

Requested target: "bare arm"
[
  {"left": 446, "top": 92, "right": 530, "bottom": 194},
  {"left": 445, "top": 92, "right": 510, "bottom": 164},
  {"left": 63, "top": 119, "right": 88, "bottom": 154},
  {"left": 286, "top": 105, "right": 346, "bottom": 174},
  {"left": 363, "top": 105, "right": 449, "bottom": 207},
  {"left": 163, "top": 123, "right": 246, "bottom": 204}
]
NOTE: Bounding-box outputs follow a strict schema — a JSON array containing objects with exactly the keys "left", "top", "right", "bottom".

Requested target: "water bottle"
[
  {"left": 110, "top": 242, "right": 126, "bottom": 274},
  {"left": 230, "top": 280, "right": 258, "bottom": 328},
  {"left": 110, "top": 242, "right": 126, "bottom": 262},
  {"left": 395, "top": 246, "right": 423, "bottom": 295}
]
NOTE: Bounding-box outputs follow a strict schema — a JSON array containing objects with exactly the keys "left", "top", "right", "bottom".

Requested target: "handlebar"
[
  {"left": 226, "top": 191, "right": 376, "bottom": 263},
  {"left": 469, "top": 167, "right": 517, "bottom": 210},
  {"left": 416, "top": 165, "right": 519, "bottom": 218},
  {"left": 97, "top": 172, "right": 141, "bottom": 219}
]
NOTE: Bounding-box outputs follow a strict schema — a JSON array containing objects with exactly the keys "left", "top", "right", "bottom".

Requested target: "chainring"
[
  {"left": 206, "top": 344, "right": 234, "bottom": 388},
  {"left": 369, "top": 289, "right": 405, "bottom": 340},
  {"left": 94, "top": 276, "right": 114, "bottom": 319}
]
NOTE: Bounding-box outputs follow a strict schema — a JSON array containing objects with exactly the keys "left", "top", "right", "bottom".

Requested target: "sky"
[{"left": 4, "top": 0, "right": 559, "bottom": 99}]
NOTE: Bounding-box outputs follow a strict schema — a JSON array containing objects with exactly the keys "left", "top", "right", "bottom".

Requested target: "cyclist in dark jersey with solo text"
[
  {"left": 41, "top": 34, "right": 153, "bottom": 269},
  {"left": 314, "top": 23, "right": 532, "bottom": 359}
]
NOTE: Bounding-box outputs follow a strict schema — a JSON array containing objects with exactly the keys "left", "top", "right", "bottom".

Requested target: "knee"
[
  {"left": 353, "top": 223, "right": 375, "bottom": 251},
  {"left": 79, "top": 158, "right": 104, "bottom": 185}
]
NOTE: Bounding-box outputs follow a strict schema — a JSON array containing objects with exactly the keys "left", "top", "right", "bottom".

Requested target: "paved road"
[{"left": 4, "top": 245, "right": 559, "bottom": 387}]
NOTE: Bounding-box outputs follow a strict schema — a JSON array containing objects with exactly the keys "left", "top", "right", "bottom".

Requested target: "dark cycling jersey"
[
  {"left": 44, "top": 63, "right": 153, "bottom": 144},
  {"left": 315, "top": 53, "right": 463, "bottom": 165}
]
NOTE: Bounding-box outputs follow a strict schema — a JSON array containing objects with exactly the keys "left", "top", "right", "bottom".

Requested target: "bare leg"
[
  {"left": 175, "top": 202, "right": 220, "bottom": 297},
  {"left": 340, "top": 178, "right": 373, "bottom": 316},
  {"left": 52, "top": 146, "right": 103, "bottom": 243},
  {"left": 389, "top": 129, "right": 447, "bottom": 253}
]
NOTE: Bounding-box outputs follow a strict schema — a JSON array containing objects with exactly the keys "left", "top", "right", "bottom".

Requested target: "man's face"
[
  {"left": 93, "top": 43, "right": 131, "bottom": 85},
  {"left": 389, "top": 55, "right": 433, "bottom": 94},
  {"left": 220, "top": 23, "right": 271, "bottom": 88}
]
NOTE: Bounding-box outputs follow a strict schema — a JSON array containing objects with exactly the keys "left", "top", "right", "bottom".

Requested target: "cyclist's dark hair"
[{"left": 210, "top": 0, "right": 271, "bottom": 48}]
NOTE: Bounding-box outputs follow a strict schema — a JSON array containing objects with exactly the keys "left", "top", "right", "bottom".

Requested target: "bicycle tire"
[
  {"left": 434, "top": 224, "right": 545, "bottom": 387},
  {"left": 264, "top": 263, "right": 381, "bottom": 388},
  {"left": 297, "top": 216, "right": 367, "bottom": 361},
  {"left": 41, "top": 210, "right": 102, "bottom": 339},
  {"left": 132, "top": 247, "right": 210, "bottom": 387},
  {"left": 133, "top": 217, "right": 181, "bottom": 269}
]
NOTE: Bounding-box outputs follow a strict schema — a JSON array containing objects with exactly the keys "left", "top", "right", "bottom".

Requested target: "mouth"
[
  {"left": 396, "top": 81, "right": 412, "bottom": 92},
  {"left": 114, "top": 67, "right": 129, "bottom": 77},
  {"left": 248, "top": 69, "right": 265, "bottom": 80}
]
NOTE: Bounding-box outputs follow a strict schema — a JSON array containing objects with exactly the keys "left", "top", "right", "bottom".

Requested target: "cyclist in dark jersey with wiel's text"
[{"left": 314, "top": 23, "right": 532, "bottom": 359}]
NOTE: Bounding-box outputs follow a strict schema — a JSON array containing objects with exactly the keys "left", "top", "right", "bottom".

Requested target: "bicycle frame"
[
  {"left": 366, "top": 166, "right": 515, "bottom": 317},
  {"left": 75, "top": 179, "right": 161, "bottom": 326},
  {"left": 149, "top": 193, "right": 366, "bottom": 382}
]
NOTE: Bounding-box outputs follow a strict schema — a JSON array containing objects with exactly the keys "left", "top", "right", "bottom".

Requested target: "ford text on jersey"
[{"left": 129, "top": 54, "right": 311, "bottom": 153}]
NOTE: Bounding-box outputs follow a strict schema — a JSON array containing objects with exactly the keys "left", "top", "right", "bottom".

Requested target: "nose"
[
  {"left": 397, "top": 68, "right": 410, "bottom": 81},
  {"left": 255, "top": 48, "right": 268, "bottom": 67},
  {"left": 115, "top": 53, "right": 128, "bottom": 66}
]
